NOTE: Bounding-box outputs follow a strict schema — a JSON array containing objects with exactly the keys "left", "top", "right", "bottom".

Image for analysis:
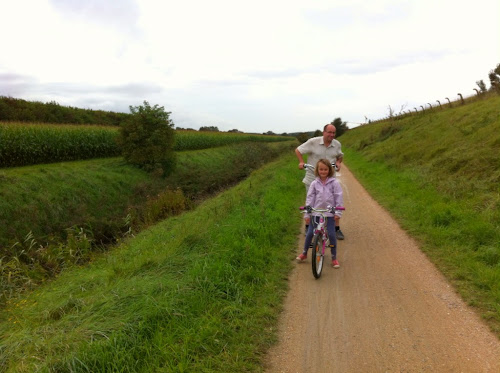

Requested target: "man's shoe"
[
  {"left": 332, "top": 259, "right": 340, "bottom": 268},
  {"left": 336, "top": 229, "right": 345, "bottom": 240},
  {"left": 296, "top": 253, "right": 307, "bottom": 262}
]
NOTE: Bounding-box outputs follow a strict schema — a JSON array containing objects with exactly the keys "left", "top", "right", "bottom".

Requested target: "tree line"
[{"left": 0, "top": 96, "right": 130, "bottom": 126}]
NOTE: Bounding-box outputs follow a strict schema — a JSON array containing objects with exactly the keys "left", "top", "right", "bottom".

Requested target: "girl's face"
[{"left": 317, "top": 162, "right": 330, "bottom": 180}]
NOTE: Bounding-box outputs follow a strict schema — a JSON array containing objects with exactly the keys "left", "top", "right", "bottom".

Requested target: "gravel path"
[{"left": 264, "top": 165, "right": 500, "bottom": 373}]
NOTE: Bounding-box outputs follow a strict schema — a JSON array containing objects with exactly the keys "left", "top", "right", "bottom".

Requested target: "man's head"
[{"left": 323, "top": 124, "right": 336, "bottom": 143}]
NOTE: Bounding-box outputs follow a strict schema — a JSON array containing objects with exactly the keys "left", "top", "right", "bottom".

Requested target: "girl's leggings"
[{"left": 303, "top": 216, "right": 337, "bottom": 259}]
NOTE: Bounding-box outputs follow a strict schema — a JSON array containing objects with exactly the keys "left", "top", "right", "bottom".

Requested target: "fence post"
[
  {"left": 436, "top": 100, "right": 442, "bottom": 108},
  {"left": 458, "top": 93, "right": 464, "bottom": 105}
]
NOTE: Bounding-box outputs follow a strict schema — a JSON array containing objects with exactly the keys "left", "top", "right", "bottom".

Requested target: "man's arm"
[{"left": 295, "top": 148, "right": 305, "bottom": 169}]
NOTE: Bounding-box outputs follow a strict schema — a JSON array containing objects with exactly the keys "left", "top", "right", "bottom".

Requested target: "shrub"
[{"left": 118, "top": 101, "right": 176, "bottom": 176}]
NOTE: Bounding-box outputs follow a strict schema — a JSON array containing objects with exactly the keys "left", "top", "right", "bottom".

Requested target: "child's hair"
[{"left": 315, "top": 159, "right": 334, "bottom": 177}]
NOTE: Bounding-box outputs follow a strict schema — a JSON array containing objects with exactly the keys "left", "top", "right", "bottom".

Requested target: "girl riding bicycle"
[{"left": 296, "top": 158, "right": 344, "bottom": 268}]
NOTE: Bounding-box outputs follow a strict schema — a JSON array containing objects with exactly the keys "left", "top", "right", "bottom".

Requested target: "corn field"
[
  {"left": 0, "top": 123, "right": 294, "bottom": 168},
  {"left": 0, "top": 122, "right": 120, "bottom": 167}
]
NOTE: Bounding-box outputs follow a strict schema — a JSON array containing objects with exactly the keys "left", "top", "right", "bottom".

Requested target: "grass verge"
[{"left": 0, "top": 153, "right": 304, "bottom": 372}]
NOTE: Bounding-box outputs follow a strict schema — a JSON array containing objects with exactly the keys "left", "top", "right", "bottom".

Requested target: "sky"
[{"left": 1, "top": 0, "right": 499, "bottom": 134}]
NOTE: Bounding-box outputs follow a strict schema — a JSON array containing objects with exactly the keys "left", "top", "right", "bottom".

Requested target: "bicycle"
[{"left": 299, "top": 205, "right": 345, "bottom": 279}]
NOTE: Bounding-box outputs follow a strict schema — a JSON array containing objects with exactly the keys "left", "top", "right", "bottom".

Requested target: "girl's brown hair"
[{"left": 315, "top": 158, "right": 334, "bottom": 177}]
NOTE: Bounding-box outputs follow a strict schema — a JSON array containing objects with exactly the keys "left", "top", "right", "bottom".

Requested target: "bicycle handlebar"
[
  {"left": 299, "top": 205, "right": 345, "bottom": 213},
  {"left": 304, "top": 162, "right": 339, "bottom": 172}
]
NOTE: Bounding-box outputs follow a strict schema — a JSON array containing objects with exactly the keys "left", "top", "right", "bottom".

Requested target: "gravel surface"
[{"left": 264, "top": 165, "right": 500, "bottom": 373}]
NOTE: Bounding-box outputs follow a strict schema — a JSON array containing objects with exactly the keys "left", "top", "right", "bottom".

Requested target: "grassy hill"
[{"left": 340, "top": 92, "right": 500, "bottom": 333}]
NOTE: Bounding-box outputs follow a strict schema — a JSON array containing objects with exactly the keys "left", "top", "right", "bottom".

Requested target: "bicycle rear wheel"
[{"left": 311, "top": 233, "right": 324, "bottom": 279}]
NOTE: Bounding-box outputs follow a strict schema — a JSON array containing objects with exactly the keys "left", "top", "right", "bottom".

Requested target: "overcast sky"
[{"left": 1, "top": 0, "right": 499, "bottom": 133}]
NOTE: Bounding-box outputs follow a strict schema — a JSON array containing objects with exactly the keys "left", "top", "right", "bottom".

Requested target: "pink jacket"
[{"left": 305, "top": 177, "right": 344, "bottom": 218}]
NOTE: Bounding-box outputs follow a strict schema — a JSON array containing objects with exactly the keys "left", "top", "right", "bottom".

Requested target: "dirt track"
[{"left": 264, "top": 165, "right": 500, "bottom": 373}]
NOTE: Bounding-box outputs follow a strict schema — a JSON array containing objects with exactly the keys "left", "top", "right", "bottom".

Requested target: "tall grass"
[
  {"left": 0, "top": 158, "right": 146, "bottom": 249},
  {"left": 340, "top": 93, "right": 500, "bottom": 334},
  {"left": 0, "top": 154, "right": 304, "bottom": 372}
]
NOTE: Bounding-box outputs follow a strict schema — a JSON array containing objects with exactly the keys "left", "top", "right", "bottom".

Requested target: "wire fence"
[{"left": 352, "top": 88, "right": 496, "bottom": 127}]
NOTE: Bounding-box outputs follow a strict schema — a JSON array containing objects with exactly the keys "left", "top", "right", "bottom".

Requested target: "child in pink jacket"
[{"left": 296, "top": 159, "right": 344, "bottom": 268}]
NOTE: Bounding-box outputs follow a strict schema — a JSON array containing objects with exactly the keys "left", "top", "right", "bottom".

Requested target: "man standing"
[{"left": 295, "top": 123, "right": 345, "bottom": 239}]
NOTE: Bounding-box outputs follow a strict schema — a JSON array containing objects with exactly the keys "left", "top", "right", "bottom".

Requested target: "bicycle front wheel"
[{"left": 311, "top": 233, "right": 325, "bottom": 279}]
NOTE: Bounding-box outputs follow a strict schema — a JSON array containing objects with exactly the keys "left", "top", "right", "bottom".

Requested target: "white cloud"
[{"left": 1, "top": 0, "right": 499, "bottom": 133}]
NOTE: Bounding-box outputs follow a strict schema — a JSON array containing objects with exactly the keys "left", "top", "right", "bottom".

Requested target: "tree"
[
  {"left": 330, "top": 117, "right": 349, "bottom": 137},
  {"left": 199, "top": 126, "right": 219, "bottom": 132},
  {"left": 313, "top": 129, "right": 322, "bottom": 137},
  {"left": 489, "top": 63, "right": 500, "bottom": 94},
  {"left": 296, "top": 132, "right": 309, "bottom": 143},
  {"left": 117, "top": 101, "right": 176, "bottom": 176}
]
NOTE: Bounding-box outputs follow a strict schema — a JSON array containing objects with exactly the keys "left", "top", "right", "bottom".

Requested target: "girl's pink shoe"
[{"left": 296, "top": 253, "right": 307, "bottom": 262}]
